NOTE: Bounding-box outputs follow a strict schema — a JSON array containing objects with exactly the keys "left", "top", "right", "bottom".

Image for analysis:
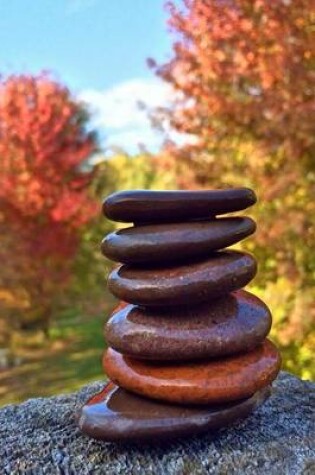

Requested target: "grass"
[{"left": 0, "top": 302, "right": 116, "bottom": 407}]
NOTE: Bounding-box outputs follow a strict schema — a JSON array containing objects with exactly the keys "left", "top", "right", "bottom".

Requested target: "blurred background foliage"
[{"left": 0, "top": 0, "right": 314, "bottom": 405}]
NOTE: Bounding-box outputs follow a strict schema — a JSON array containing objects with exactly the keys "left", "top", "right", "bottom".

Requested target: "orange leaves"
[
  {"left": 240, "top": 18, "right": 253, "bottom": 32},
  {"left": 152, "top": 0, "right": 314, "bottom": 160}
]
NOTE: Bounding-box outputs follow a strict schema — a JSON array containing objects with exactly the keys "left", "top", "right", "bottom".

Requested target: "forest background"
[{"left": 0, "top": 0, "right": 314, "bottom": 405}]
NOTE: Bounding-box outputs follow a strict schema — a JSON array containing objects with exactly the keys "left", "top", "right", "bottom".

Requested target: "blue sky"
[{"left": 0, "top": 0, "right": 184, "bottom": 153}]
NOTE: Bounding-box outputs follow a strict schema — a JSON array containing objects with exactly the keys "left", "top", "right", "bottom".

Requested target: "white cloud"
[
  {"left": 80, "top": 79, "right": 171, "bottom": 130},
  {"left": 79, "top": 78, "right": 196, "bottom": 154}
]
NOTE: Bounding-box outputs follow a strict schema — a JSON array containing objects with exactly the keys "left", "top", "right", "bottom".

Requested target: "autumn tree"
[
  {"left": 151, "top": 0, "right": 315, "bottom": 378},
  {"left": 0, "top": 74, "right": 98, "bottom": 335},
  {"left": 152, "top": 0, "right": 314, "bottom": 158}
]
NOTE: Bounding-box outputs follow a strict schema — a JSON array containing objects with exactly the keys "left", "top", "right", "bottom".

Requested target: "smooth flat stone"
[
  {"left": 77, "top": 382, "right": 271, "bottom": 442},
  {"left": 103, "top": 340, "right": 281, "bottom": 405},
  {"left": 105, "top": 290, "right": 272, "bottom": 360},
  {"left": 101, "top": 217, "right": 256, "bottom": 264},
  {"left": 103, "top": 189, "right": 257, "bottom": 223},
  {"left": 108, "top": 250, "right": 257, "bottom": 307}
]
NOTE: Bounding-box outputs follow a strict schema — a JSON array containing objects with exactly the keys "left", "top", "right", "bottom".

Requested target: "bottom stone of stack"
[
  {"left": 103, "top": 340, "right": 281, "bottom": 405},
  {"left": 77, "top": 382, "right": 271, "bottom": 442}
]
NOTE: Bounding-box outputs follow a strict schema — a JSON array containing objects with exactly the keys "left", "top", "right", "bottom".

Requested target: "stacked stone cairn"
[{"left": 78, "top": 189, "right": 281, "bottom": 443}]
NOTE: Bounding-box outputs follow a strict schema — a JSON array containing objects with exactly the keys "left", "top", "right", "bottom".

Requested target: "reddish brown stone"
[
  {"left": 101, "top": 217, "right": 256, "bottom": 264},
  {"left": 77, "top": 382, "right": 271, "bottom": 442},
  {"left": 103, "top": 340, "right": 281, "bottom": 405},
  {"left": 108, "top": 250, "right": 257, "bottom": 307},
  {"left": 102, "top": 189, "right": 257, "bottom": 223},
  {"left": 105, "top": 290, "right": 272, "bottom": 360}
]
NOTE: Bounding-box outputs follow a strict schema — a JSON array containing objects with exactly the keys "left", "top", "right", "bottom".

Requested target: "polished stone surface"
[
  {"left": 103, "top": 189, "right": 257, "bottom": 223},
  {"left": 103, "top": 340, "right": 281, "bottom": 405},
  {"left": 77, "top": 382, "right": 271, "bottom": 442},
  {"left": 102, "top": 217, "right": 256, "bottom": 264},
  {"left": 105, "top": 290, "right": 272, "bottom": 360},
  {"left": 108, "top": 250, "right": 257, "bottom": 306}
]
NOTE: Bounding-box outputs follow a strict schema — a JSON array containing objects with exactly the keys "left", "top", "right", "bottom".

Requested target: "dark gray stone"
[
  {"left": 101, "top": 217, "right": 256, "bottom": 264},
  {"left": 102, "top": 189, "right": 257, "bottom": 223},
  {"left": 0, "top": 372, "right": 314, "bottom": 475}
]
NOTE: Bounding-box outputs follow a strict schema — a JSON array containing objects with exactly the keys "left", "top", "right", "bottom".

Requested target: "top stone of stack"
[{"left": 102, "top": 188, "right": 257, "bottom": 223}]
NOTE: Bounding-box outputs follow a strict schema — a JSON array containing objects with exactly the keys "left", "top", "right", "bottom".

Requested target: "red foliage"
[
  {"left": 152, "top": 0, "right": 314, "bottom": 160},
  {"left": 0, "top": 74, "right": 98, "bottom": 330}
]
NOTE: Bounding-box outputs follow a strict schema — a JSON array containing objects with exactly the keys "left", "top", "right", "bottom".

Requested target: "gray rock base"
[{"left": 0, "top": 372, "right": 314, "bottom": 475}]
